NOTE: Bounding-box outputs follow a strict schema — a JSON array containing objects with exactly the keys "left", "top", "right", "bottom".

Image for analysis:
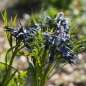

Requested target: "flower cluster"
[
  {"left": 4, "top": 12, "right": 78, "bottom": 65},
  {"left": 43, "top": 12, "right": 78, "bottom": 65}
]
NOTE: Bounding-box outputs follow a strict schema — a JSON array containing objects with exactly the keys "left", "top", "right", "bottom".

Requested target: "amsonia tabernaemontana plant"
[{"left": 0, "top": 11, "right": 86, "bottom": 86}]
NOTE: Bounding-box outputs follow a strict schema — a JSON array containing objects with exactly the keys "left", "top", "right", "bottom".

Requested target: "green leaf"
[
  {"left": 27, "top": 59, "right": 37, "bottom": 86},
  {"left": 5, "top": 46, "right": 16, "bottom": 71},
  {"left": 72, "top": 35, "right": 86, "bottom": 52},
  {"left": 1, "top": 10, "right": 8, "bottom": 26},
  {"left": 31, "top": 13, "right": 37, "bottom": 24},
  {"left": 69, "top": 26, "right": 77, "bottom": 35},
  {"left": 14, "top": 71, "right": 29, "bottom": 86},
  {"left": 10, "top": 16, "right": 13, "bottom": 27},
  {"left": 36, "top": 63, "right": 43, "bottom": 84},
  {"left": 2, "top": 46, "right": 16, "bottom": 83},
  {"left": 17, "top": 52, "right": 34, "bottom": 57},
  {"left": 43, "top": 63, "right": 52, "bottom": 84},
  {"left": 47, "top": 58, "right": 62, "bottom": 77},
  {"left": 2, "top": 43, "right": 20, "bottom": 85},
  {"left": 13, "top": 14, "right": 17, "bottom": 27},
  {"left": 70, "top": 15, "right": 79, "bottom": 27},
  {"left": 48, "top": 62, "right": 68, "bottom": 81},
  {"left": 1, "top": 10, "right": 13, "bottom": 47},
  {"left": 14, "top": 78, "right": 18, "bottom": 86},
  {"left": 0, "top": 62, "right": 20, "bottom": 73},
  {"left": 5, "top": 69, "right": 18, "bottom": 86}
]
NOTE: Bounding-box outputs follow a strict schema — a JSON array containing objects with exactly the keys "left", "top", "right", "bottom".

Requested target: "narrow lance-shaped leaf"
[
  {"left": 27, "top": 59, "right": 37, "bottom": 86},
  {"left": 13, "top": 14, "right": 17, "bottom": 28},
  {"left": 5, "top": 69, "right": 18, "bottom": 86},
  {"left": 31, "top": 13, "right": 37, "bottom": 24},
  {"left": 1, "top": 10, "right": 12, "bottom": 47}
]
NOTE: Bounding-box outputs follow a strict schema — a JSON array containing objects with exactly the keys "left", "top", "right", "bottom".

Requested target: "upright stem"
[{"left": 2, "top": 43, "right": 19, "bottom": 85}]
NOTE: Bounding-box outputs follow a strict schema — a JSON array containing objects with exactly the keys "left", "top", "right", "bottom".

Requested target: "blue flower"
[
  {"left": 3, "top": 12, "right": 78, "bottom": 65},
  {"left": 3, "top": 26, "right": 14, "bottom": 32},
  {"left": 59, "top": 45, "right": 78, "bottom": 65},
  {"left": 24, "top": 42, "right": 32, "bottom": 51}
]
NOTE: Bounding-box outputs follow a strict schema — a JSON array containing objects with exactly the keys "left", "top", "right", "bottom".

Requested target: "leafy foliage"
[{"left": 0, "top": 11, "right": 86, "bottom": 86}]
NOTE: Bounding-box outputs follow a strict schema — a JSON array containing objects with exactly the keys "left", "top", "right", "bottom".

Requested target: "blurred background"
[{"left": 0, "top": 0, "right": 86, "bottom": 86}]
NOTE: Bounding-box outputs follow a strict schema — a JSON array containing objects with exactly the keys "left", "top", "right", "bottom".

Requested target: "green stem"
[
  {"left": 48, "top": 62, "right": 68, "bottom": 80},
  {"left": 43, "top": 63, "right": 52, "bottom": 85},
  {"left": 47, "top": 58, "right": 62, "bottom": 78},
  {"left": 5, "top": 69, "right": 18, "bottom": 85},
  {"left": 2, "top": 43, "right": 20, "bottom": 85},
  {"left": 0, "top": 62, "right": 20, "bottom": 74}
]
